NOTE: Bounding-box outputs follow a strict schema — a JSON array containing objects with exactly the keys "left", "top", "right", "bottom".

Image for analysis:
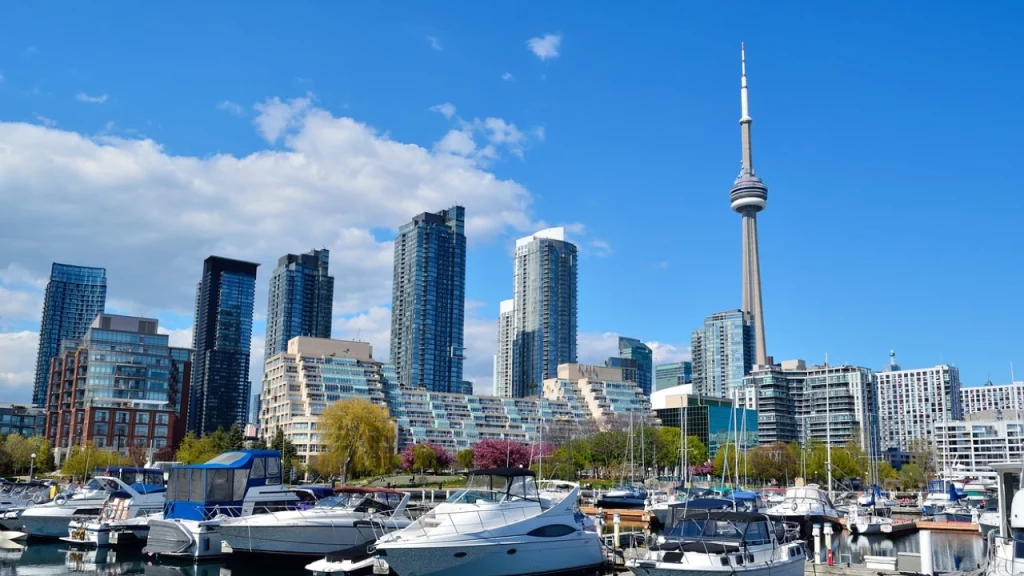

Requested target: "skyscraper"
[
  {"left": 33, "top": 263, "right": 107, "bottom": 407},
  {"left": 508, "top": 228, "right": 578, "bottom": 398},
  {"left": 616, "top": 337, "right": 653, "bottom": 398},
  {"left": 655, "top": 362, "right": 693, "bottom": 391},
  {"left": 390, "top": 206, "right": 467, "bottom": 393},
  {"left": 264, "top": 249, "right": 334, "bottom": 359},
  {"left": 189, "top": 256, "right": 259, "bottom": 436},
  {"left": 690, "top": 309, "right": 753, "bottom": 398},
  {"left": 730, "top": 44, "right": 770, "bottom": 367},
  {"left": 876, "top": 352, "right": 961, "bottom": 452},
  {"left": 494, "top": 299, "right": 515, "bottom": 397}
]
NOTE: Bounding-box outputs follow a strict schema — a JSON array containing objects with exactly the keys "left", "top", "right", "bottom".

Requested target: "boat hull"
[
  {"left": 21, "top": 510, "right": 83, "bottom": 539},
  {"left": 596, "top": 496, "right": 646, "bottom": 510},
  {"left": 631, "top": 555, "right": 804, "bottom": 576},
  {"left": 933, "top": 512, "right": 972, "bottom": 523},
  {"left": 218, "top": 522, "right": 385, "bottom": 557},
  {"left": 378, "top": 533, "right": 604, "bottom": 576},
  {"left": 144, "top": 519, "right": 225, "bottom": 560}
]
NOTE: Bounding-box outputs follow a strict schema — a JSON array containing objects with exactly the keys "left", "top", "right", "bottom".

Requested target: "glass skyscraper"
[
  {"left": 189, "top": 256, "right": 258, "bottom": 436},
  {"left": 690, "top": 309, "right": 753, "bottom": 398},
  {"left": 616, "top": 336, "right": 653, "bottom": 397},
  {"left": 33, "top": 263, "right": 107, "bottom": 407},
  {"left": 264, "top": 249, "right": 334, "bottom": 359},
  {"left": 508, "top": 228, "right": 578, "bottom": 398},
  {"left": 390, "top": 206, "right": 466, "bottom": 393}
]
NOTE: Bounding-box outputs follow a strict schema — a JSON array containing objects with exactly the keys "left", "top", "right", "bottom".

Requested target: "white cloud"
[
  {"left": 649, "top": 341, "right": 691, "bottom": 364},
  {"left": 527, "top": 34, "right": 562, "bottom": 61},
  {"left": 0, "top": 331, "right": 38, "bottom": 400},
  {"left": 76, "top": 92, "right": 108, "bottom": 104},
  {"left": 587, "top": 239, "right": 613, "bottom": 258},
  {"left": 427, "top": 36, "right": 442, "bottom": 51},
  {"left": 252, "top": 93, "right": 314, "bottom": 143},
  {"left": 429, "top": 102, "right": 456, "bottom": 119},
  {"left": 158, "top": 326, "right": 193, "bottom": 349},
  {"left": 531, "top": 127, "right": 545, "bottom": 141},
  {"left": 217, "top": 101, "right": 244, "bottom": 116},
  {"left": 33, "top": 114, "right": 56, "bottom": 127},
  {"left": 501, "top": 72, "right": 514, "bottom": 81},
  {"left": 435, "top": 130, "right": 476, "bottom": 156},
  {"left": 332, "top": 307, "right": 392, "bottom": 361},
  {"left": 0, "top": 96, "right": 540, "bottom": 398}
]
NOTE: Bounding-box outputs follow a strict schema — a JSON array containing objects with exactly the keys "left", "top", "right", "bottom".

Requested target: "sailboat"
[{"left": 598, "top": 410, "right": 648, "bottom": 509}]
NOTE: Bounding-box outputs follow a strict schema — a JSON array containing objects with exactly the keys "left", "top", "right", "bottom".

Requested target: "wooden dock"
[
  {"left": 583, "top": 507, "right": 650, "bottom": 523},
  {"left": 916, "top": 520, "right": 979, "bottom": 533}
]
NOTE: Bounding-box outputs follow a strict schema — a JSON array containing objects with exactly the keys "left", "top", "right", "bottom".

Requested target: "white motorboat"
[
  {"left": 627, "top": 508, "right": 805, "bottom": 576},
  {"left": 373, "top": 468, "right": 604, "bottom": 576},
  {"left": 62, "top": 478, "right": 166, "bottom": 548},
  {"left": 220, "top": 486, "right": 411, "bottom": 557},
  {"left": 845, "top": 505, "right": 891, "bottom": 535},
  {"left": 763, "top": 485, "right": 840, "bottom": 539},
  {"left": 597, "top": 484, "right": 648, "bottom": 509},
  {"left": 982, "top": 463, "right": 1024, "bottom": 576},
  {"left": 143, "top": 449, "right": 300, "bottom": 560}
]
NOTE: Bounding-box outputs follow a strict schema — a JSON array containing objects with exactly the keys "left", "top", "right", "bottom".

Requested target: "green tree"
[
  {"left": 5, "top": 435, "right": 35, "bottom": 476},
  {"left": 249, "top": 436, "right": 268, "bottom": 450},
  {"left": 227, "top": 424, "right": 245, "bottom": 451},
  {"left": 410, "top": 444, "right": 438, "bottom": 473},
  {"left": 174, "top": 432, "right": 222, "bottom": 465},
  {"left": 61, "top": 443, "right": 129, "bottom": 479},
  {"left": 684, "top": 436, "right": 709, "bottom": 468},
  {"left": 542, "top": 439, "right": 592, "bottom": 481},
  {"left": 898, "top": 463, "right": 927, "bottom": 490},
  {"left": 711, "top": 441, "right": 734, "bottom": 479},
  {"left": 457, "top": 449, "right": 474, "bottom": 471},
  {"left": 319, "top": 398, "right": 396, "bottom": 482},
  {"left": 653, "top": 427, "right": 682, "bottom": 471},
  {"left": 877, "top": 461, "right": 899, "bottom": 491}
]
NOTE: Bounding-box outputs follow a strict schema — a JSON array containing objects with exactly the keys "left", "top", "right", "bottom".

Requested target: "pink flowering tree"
[
  {"left": 689, "top": 460, "right": 714, "bottom": 477},
  {"left": 400, "top": 442, "right": 454, "bottom": 473},
  {"left": 472, "top": 439, "right": 536, "bottom": 469}
]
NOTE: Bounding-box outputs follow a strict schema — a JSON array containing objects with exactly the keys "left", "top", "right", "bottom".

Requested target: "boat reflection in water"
[{"left": 827, "top": 532, "right": 983, "bottom": 572}]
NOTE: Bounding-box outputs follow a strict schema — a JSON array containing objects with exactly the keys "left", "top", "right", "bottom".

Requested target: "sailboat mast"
[{"left": 825, "top": 355, "right": 833, "bottom": 500}]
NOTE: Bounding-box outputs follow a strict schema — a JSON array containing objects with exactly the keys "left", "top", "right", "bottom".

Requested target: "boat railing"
[
  {"left": 983, "top": 531, "right": 1015, "bottom": 576},
  {"left": 395, "top": 505, "right": 536, "bottom": 541}
]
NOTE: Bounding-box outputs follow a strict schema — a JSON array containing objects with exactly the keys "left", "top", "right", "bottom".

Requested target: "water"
[{"left": 0, "top": 531, "right": 987, "bottom": 576}]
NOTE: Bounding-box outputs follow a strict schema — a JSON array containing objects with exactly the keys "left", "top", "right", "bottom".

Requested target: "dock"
[
  {"left": 582, "top": 507, "right": 650, "bottom": 523},
  {"left": 916, "top": 520, "right": 979, "bottom": 533}
]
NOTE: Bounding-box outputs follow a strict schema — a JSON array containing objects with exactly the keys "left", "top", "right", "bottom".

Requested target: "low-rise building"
[
  {"left": 0, "top": 403, "right": 45, "bottom": 437},
  {"left": 542, "top": 363, "right": 650, "bottom": 425},
  {"left": 934, "top": 410, "right": 1024, "bottom": 481},
  {"left": 651, "top": 384, "right": 757, "bottom": 455}
]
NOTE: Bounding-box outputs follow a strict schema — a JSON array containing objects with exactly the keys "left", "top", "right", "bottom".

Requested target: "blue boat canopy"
[{"left": 163, "top": 450, "right": 285, "bottom": 521}]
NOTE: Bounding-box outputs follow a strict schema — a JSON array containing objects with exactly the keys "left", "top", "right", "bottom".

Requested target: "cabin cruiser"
[
  {"left": 0, "top": 482, "right": 54, "bottom": 530},
  {"left": 981, "top": 463, "right": 1024, "bottom": 576},
  {"left": 763, "top": 485, "right": 840, "bottom": 538},
  {"left": 627, "top": 509, "right": 805, "bottom": 576},
  {"left": 597, "top": 484, "right": 648, "bottom": 509},
  {"left": 22, "top": 470, "right": 162, "bottom": 539},
  {"left": 979, "top": 497, "right": 1000, "bottom": 537},
  {"left": 845, "top": 486, "right": 893, "bottom": 535},
  {"left": 647, "top": 488, "right": 711, "bottom": 528},
  {"left": 61, "top": 474, "right": 166, "bottom": 547},
  {"left": 143, "top": 450, "right": 300, "bottom": 560},
  {"left": 921, "top": 479, "right": 963, "bottom": 515},
  {"left": 373, "top": 468, "right": 604, "bottom": 576},
  {"left": 220, "top": 486, "right": 411, "bottom": 557}
]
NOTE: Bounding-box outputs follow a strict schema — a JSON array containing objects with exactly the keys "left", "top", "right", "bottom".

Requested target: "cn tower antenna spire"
[{"left": 730, "top": 42, "right": 769, "bottom": 367}]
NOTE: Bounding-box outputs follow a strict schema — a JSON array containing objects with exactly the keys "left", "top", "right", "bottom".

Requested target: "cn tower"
[{"left": 729, "top": 43, "right": 769, "bottom": 366}]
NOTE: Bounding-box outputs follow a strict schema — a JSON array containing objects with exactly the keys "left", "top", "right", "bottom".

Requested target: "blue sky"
[{"left": 0, "top": 2, "right": 1020, "bottom": 401}]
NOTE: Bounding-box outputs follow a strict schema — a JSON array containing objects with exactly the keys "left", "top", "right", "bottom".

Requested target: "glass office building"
[
  {"left": 509, "top": 228, "right": 578, "bottom": 398},
  {"left": 390, "top": 206, "right": 467, "bottom": 393},
  {"left": 264, "top": 249, "right": 334, "bottom": 359},
  {"left": 690, "top": 309, "right": 754, "bottom": 398},
  {"left": 655, "top": 361, "right": 693, "bottom": 391},
  {"left": 615, "top": 337, "right": 653, "bottom": 397},
  {"left": 189, "top": 256, "right": 259, "bottom": 436},
  {"left": 33, "top": 263, "right": 107, "bottom": 407},
  {"left": 0, "top": 404, "right": 45, "bottom": 437},
  {"left": 655, "top": 394, "right": 758, "bottom": 456}
]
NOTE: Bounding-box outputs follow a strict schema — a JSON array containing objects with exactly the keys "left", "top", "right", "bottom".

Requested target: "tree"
[
  {"left": 653, "top": 427, "right": 681, "bottom": 472},
  {"left": 543, "top": 440, "right": 592, "bottom": 481},
  {"left": 174, "top": 432, "right": 222, "bottom": 465},
  {"left": 400, "top": 443, "right": 453, "bottom": 473},
  {"left": 472, "top": 439, "right": 532, "bottom": 469},
  {"left": 908, "top": 439, "right": 935, "bottom": 475},
  {"left": 877, "top": 461, "right": 899, "bottom": 491},
  {"left": 319, "top": 398, "right": 396, "bottom": 483},
  {"left": 711, "top": 441, "right": 734, "bottom": 479},
  {"left": 457, "top": 449, "right": 474, "bottom": 471},
  {"left": 5, "top": 435, "right": 35, "bottom": 476},
  {"left": 684, "top": 436, "right": 709, "bottom": 469},
  {"left": 898, "top": 463, "right": 927, "bottom": 490},
  {"left": 61, "top": 443, "right": 129, "bottom": 479},
  {"left": 227, "top": 424, "right": 245, "bottom": 451}
]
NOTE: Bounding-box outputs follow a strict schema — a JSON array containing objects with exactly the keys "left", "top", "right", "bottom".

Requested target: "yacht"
[
  {"left": 921, "top": 479, "right": 963, "bottom": 515},
  {"left": 845, "top": 505, "right": 891, "bottom": 535},
  {"left": 22, "top": 471, "right": 161, "bottom": 539},
  {"left": 627, "top": 508, "right": 805, "bottom": 576},
  {"left": 763, "top": 485, "right": 840, "bottom": 538},
  {"left": 61, "top": 475, "right": 166, "bottom": 547},
  {"left": 143, "top": 450, "right": 299, "bottom": 560},
  {"left": 596, "top": 484, "right": 648, "bottom": 509},
  {"left": 372, "top": 468, "right": 604, "bottom": 576},
  {"left": 219, "top": 486, "right": 411, "bottom": 557},
  {"left": 979, "top": 498, "right": 1000, "bottom": 537},
  {"left": 981, "top": 463, "right": 1024, "bottom": 576}
]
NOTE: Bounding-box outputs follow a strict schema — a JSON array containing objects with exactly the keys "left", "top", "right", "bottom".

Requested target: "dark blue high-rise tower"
[
  {"left": 264, "top": 249, "right": 334, "bottom": 359},
  {"left": 33, "top": 263, "right": 107, "bottom": 406},
  {"left": 189, "top": 256, "right": 258, "bottom": 435},
  {"left": 390, "top": 206, "right": 466, "bottom": 393}
]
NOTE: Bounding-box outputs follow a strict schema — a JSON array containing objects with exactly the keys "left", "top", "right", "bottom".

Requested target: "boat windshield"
[
  {"left": 784, "top": 487, "right": 834, "bottom": 508},
  {"left": 446, "top": 473, "right": 539, "bottom": 504},
  {"left": 665, "top": 514, "right": 773, "bottom": 545}
]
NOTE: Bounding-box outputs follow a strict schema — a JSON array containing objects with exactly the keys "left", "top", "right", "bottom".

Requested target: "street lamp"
[{"left": 29, "top": 453, "right": 36, "bottom": 480}]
